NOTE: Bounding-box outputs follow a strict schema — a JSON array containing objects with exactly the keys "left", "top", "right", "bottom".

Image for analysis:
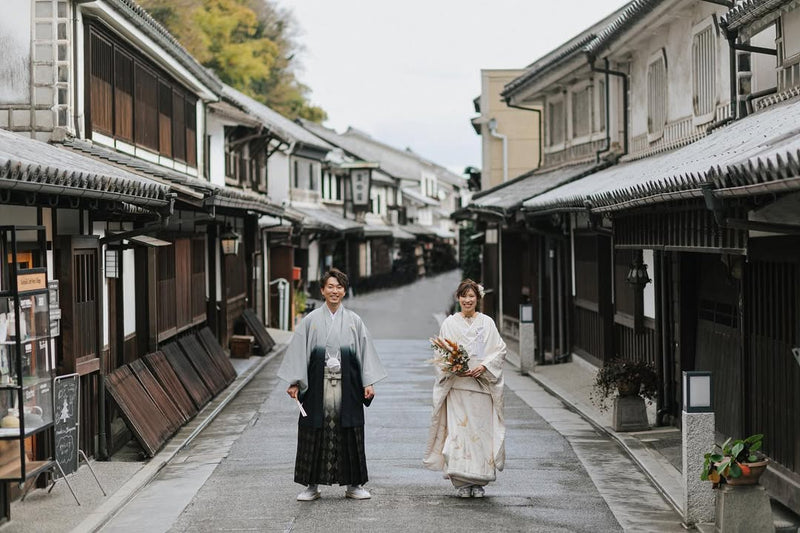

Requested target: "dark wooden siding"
[
  {"left": 89, "top": 31, "right": 113, "bottom": 135},
  {"left": 746, "top": 259, "right": 800, "bottom": 473},
  {"left": 157, "top": 245, "right": 177, "bottom": 340},
  {"left": 113, "top": 49, "right": 133, "bottom": 142},
  {"left": 191, "top": 238, "right": 206, "bottom": 323},
  {"left": 86, "top": 23, "right": 198, "bottom": 165},
  {"left": 615, "top": 205, "right": 747, "bottom": 253}
]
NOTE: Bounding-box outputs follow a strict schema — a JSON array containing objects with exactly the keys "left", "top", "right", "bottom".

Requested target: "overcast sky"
[{"left": 280, "top": 1, "right": 629, "bottom": 174}]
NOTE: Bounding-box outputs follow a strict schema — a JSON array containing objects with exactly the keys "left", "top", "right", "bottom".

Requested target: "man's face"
[{"left": 321, "top": 276, "right": 345, "bottom": 306}]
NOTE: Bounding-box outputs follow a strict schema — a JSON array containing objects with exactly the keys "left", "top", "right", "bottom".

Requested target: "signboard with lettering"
[
  {"left": 53, "top": 374, "right": 79, "bottom": 477},
  {"left": 17, "top": 272, "right": 46, "bottom": 292},
  {"left": 351, "top": 169, "right": 371, "bottom": 208}
]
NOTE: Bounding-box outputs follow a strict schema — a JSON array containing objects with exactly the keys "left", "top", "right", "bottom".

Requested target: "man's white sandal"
[
  {"left": 345, "top": 486, "right": 371, "bottom": 499},
  {"left": 297, "top": 486, "right": 320, "bottom": 501}
]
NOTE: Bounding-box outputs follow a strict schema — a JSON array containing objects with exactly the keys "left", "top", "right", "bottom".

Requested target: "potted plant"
[
  {"left": 589, "top": 358, "right": 658, "bottom": 412},
  {"left": 701, "top": 433, "right": 768, "bottom": 488}
]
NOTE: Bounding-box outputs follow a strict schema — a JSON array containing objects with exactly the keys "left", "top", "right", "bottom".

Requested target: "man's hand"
[
  {"left": 364, "top": 385, "right": 375, "bottom": 400},
  {"left": 287, "top": 384, "right": 299, "bottom": 399}
]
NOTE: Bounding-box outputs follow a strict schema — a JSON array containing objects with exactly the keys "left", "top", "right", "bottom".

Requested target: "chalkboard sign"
[{"left": 53, "top": 374, "right": 79, "bottom": 477}]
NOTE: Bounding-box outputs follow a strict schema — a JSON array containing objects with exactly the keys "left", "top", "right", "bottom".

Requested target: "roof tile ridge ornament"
[
  {"left": 584, "top": 0, "right": 667, "bottom": 62},
  {"left": 108, "top": 0, "right": 222, "bottom": 92}
]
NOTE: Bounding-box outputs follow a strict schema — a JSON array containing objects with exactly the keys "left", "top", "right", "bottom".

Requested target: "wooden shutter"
[
  {"left": 172, "top": 91, "right": 186, "bottom": 162},
  {"left": 158, "top": 80, "right": 173, "bottom": 157},
  {"left": 134, "top": 63, "right": 159, "bottom": 151},
  {"left": 89, "top": 30, "right": 113, "bottom": 135},
  {"left": 114, "top": 49, "right": 134, "bottom": 141},
  {"left": 174, "top": 239, "right": 191, "bottom": 329},
  {"left": 185, "top": 97, "right": 197, "bottom": 167}
]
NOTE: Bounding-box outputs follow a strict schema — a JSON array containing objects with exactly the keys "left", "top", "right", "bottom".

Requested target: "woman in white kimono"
[
  {"left": 279, "top": 268, "right": 387, "bottom": 501},
  {"left": 423, "top": 279, "right": 506, "bottom": 498}
]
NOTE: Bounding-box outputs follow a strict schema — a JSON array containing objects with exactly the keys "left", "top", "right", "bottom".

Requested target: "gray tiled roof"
[
  {"left": 401, "top": 187, "right": 438, "bottom": 206},
  {"left": 221, "top": 86, "right": 333, "bottom": 153},
  {"left": 502, "top": 2, "right": 633, "bottom": 100},
  {"left": 300, "top": 121, "right": 423, "bottom": 181},
  {"left": 583, "top": 0, "right": 667, "bottom": 61},
  {"left": 0, "top": 129, "right": 169, "bottom": 206},
  {"left": 470, "top": 162, "right": 600, "bottom": 213},
  {"left": 102, "top": 0, "right": 222, "bottom": 93},
  {"left": 293, "top": 205, "right": 362, "bottom": 233},
  {"left": 722, "top": 0, "right": 794, "bottom": 33},
  {"left": 523, "top": 96, "right": 800, "bottom": 213},
  {"left": 59, "top": 137, "right": 284, "bottom": 215}
]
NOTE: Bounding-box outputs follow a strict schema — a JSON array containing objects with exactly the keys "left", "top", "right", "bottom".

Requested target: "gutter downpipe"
[
  {"left": 589, "top": 56, "right": 629, "bottom": 161},
  {"left": 488, "top": 118, "right": 508, "bottom": 183},
  {"left": 503, "top": 102, "right": 542, "bottom": 170},
  {"left": 720, "top": 20, "right": 739, "bottom": 121}
]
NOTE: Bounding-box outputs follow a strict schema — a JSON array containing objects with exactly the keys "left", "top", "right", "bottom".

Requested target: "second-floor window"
[
  {"left": 322, "top": 171, "right": 343, "bottom": 201},
  {"left": 647, "top": 51, "right": 668, "bottom": 138},
  {"left": 224, "top": 128, "right": 268, "bottom": 192},
  {"left": 571, "top": 85, "right": 592, "bottom": 139},
  {"left": 293, "top": 159, "right": 318, "bottom": 191},
  {"left": 595, "top": 79, "right": 606, "bottom": 132},
  {"left": 87, "top": 25, "right": 197, "bottom": 167},
  {"left": 692, "top": 24, "right": 716, "bottom": 119},
  {"left": 548, "top": 98, "right": 565, "bottom": 146}
]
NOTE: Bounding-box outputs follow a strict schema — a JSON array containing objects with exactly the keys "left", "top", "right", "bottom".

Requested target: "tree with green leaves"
[{"left": 140, "top": 0, "right": 326, "bottom": 122}]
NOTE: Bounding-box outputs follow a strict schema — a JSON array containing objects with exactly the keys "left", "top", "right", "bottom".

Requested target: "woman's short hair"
[
  {"left": 456, "top": 279, "right": 482, "bottom": 300},
  {"left": 320, "top": 268, "right": 348, "bottom": 291}
]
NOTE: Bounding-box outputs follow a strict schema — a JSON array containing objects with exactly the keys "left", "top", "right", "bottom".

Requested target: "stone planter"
[
  {"left": 724, "top": 459, "right": 769, "bottom": 486},
  {"left": 612, "top": 395, "right": 649, "bottom": 432}
]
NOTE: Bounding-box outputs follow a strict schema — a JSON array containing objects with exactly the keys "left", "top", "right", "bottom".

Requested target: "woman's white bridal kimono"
[{"left": 423, "top": 312, "right": 507, "bottom": 487}]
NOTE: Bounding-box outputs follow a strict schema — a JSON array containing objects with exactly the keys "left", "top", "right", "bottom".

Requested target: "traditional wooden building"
[{"left": 468, "top": 0, "right": 800, "bottom": 513}]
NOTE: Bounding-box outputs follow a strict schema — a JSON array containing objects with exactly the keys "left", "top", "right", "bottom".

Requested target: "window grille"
[
  {"left": 647, "top": 54, "right": 667, "bottom": 137},
  {"left": 572, "top": 86, "right": 592, "bottom": 138},
  {"left": 596, "top": 80, "right": 606, "bottom": 132},
  {"left": 548, "top": 100, "right": 565, "bottom": 146},
  {"left": 692, "top": 26, "right": 715, "bottom": 117}
]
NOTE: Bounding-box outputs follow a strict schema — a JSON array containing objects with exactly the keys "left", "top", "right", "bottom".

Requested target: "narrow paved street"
[{"left": 101, "top": 271, "right": 684, "bottom": 532}]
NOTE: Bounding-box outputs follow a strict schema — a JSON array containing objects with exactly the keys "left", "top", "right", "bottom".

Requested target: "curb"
[
  {"left": 71, "top": 344, "right": 287, "bottom": 533},
  {"left": 519, "top": 364, "right": 684, "bottom": 516}
]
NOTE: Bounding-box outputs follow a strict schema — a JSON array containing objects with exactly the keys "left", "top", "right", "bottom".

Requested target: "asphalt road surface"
[{"left": 101, "top": 271, "right": 684, "bottom": 532}]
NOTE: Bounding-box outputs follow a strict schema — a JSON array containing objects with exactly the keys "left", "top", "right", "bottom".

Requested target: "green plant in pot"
[
  {"left": 701, "top": 433, "right": 768, "bottom": 488},
  {"left": 589, "top": 358, "right": 658, "bottom": 412}
]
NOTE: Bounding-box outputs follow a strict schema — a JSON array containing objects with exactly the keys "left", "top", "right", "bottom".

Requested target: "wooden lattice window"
[
  {"left": 692, "top": 24, "right": 716, "bottom": 119},
  {"left": 89, "top": 31, "right": 113, "bottom": 135},
  {"left": 647, "top": 52, "right": 668, "bottom": 138}
]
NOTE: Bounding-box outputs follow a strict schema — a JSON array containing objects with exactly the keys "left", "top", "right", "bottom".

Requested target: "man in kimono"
[{"left": 278, "top": 268, "right": 387, "bottom": 501}]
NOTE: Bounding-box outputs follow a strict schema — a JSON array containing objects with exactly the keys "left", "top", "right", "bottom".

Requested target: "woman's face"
[
  {"left": 458, "top": 288, "right": 478, "bottom": 314},
  {"left": 321, "top": 276, "right": 346, "bottom": 307}
]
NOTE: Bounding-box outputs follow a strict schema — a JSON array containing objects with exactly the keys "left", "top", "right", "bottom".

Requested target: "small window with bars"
[
  {"left": 571, "top": 85, "right": 592, "bottom": 139},
  {"left": 647, "top": 52, "right": 668, "bottom": 138},
  {"left": 548, "top": 98, "right": 565, "bottom": 146},
  {"left": 595, "top": 79, "right": 606, "bottom": 132},
  {"left": 692, "top": 24, "right": 716, "bottom": 120}
]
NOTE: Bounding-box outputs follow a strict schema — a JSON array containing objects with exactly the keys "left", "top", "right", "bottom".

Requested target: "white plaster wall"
[
  {"left": 123, "top": 248, "right": 136, "bottom": 336},
  {"left": 0, "top": 206, "right": 37, "bottom": 226},
  {"left": 751, "top": 26, "right": 777, "bottom": 93},
  {"left": 206, "top": 116, "right": 227, "bottom": 187},
  {"left": 625, "top": 3, "right": 729, "bottom": 139},
  {"left": 0, "top": 0, "right": 31, "bottom": 103},
  {"left": 643, "top": 249, "right": 656, "bottom": 319},
  {"left": 308, "top": 240, "right": 320, "bottom": 287},
  {"left": 92, "top": 222, "right": 109, "bottom": 350},
  {"left": 268, "top": 149, "right": 290, "bottom": 204}
]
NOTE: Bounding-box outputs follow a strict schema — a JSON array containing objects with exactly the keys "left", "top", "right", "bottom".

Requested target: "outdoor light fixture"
[
  {"left": 625, "top": 254, "right": 651, "bottom": 289},
  {"left": 343, "top": 162, "right": 378, "bottom": 214},
  {"left": 519, "top": 303, "right": 534, "bottom": 323},
  {"left": 682, "top": 371, "right": 713, "bottom": 413},
  {"left": 220, "top": 226, "right": 240, "bottom": 256}
]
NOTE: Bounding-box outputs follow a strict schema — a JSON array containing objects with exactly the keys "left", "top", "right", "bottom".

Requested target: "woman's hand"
[
  {"left": 465, "top": 365, "right": 487, "bottom": 378},
  {"left": 364, "top": 385, "right": 375, "bottom": 400},
  {"left": 287, "top": 384, "right": 299, "bottom": 399}
]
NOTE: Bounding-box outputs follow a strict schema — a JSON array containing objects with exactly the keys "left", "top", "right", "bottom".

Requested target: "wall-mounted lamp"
[
  {"left": 519, "top": 303, "right": 534, "bottom": 323},
  {"left": 220, "top": 226, "right": 240, "bottom": 256},
  {"left": 682, "top": 371, "right": 713, "bottom": 413},
  {"left": 625, "top": 254, "right": 651, "bottom": 289}
]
